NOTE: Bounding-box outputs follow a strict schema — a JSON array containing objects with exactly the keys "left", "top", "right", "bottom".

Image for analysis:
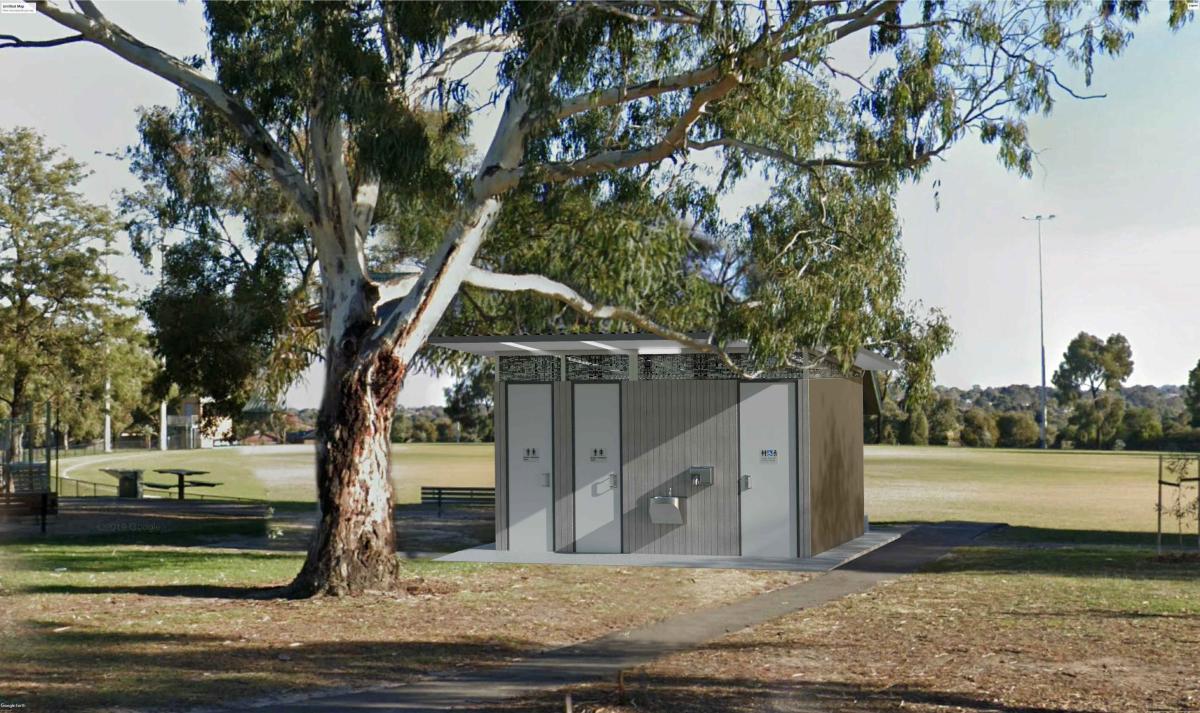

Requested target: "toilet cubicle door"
[
  {"left": 506, "top": 383, "right": 554, "bottom": 552},
  {"left": 738, "top": 381, "right": 797, "bottom": 558},
  {"left": 572, "top": 382, "right": 622, "bottom": 553}
]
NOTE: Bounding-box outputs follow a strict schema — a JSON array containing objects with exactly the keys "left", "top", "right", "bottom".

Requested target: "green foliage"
[
  {"left": 142, "top": 240, "right": 298, "bottom": 420},
  {"left": 443, "top": 362, "right": 494, "bottom": 442},
  {"left": 1121, "top": 406, "right": 1163, "bottom": 449},
  {"left": 927, "top": 396, "right": 962, "bottom": 446},
  {"left": 1066, "top": 391, "right": 1126, "bottom": 450},
  {"left": 1050, "top": 332, "right": 1134, "bottom": 450},
  {"left": 1052, "top": 331, "right": 1134, "bottom": 402},
  {"left": 996, "top": 412, "right": 1040, "bottom": 448},
  {"left": 390, "top": 411, "right": 412, "bottom": 443},
  {"left": 874, "top": 396, "right": 906, "bottom": 445},
  {"left": 120, "top": 102, "right": 324, "bottom": 420},
  {"left": 118, "top": 0, "right": 1185, "bottom": 412},
  {"left": 0, "top": 127, "right": 156, "bottom": 441},
  {"left": 888, "top": 308, "right": 955, "bottom": 414},
  {"left": 412, "top": 415, "right": 438, "bottom": 443},
  {"left": 961, "top": 408, "right": 999, "bottom": 448},
  {"left": 902, "top": 409, "right": 930, "bottom": 446},
  {"left": 1186, "top": 359, "right": 1200, "bottom": 428}
]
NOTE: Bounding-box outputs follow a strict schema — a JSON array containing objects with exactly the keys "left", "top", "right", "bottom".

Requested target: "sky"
[{"left": 1, "top": 3, "right": 1196, "bottom": 409}]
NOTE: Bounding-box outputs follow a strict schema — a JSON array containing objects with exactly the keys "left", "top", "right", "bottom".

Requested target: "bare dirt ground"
[
  {"left": 0, "top": 544, "right": 809, "bottom": 712},
  {"left": 503, "top": 544, "right": 1200, "bottom": 713}
]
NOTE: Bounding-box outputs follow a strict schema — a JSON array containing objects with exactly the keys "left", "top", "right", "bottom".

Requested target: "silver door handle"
[
  {"left": 542, "top": 473, "right": 551, "bottom": 487},
  {"left": 607, "top": 472, "right": 617, "bottom": 490},
  {"left": 742, "top": 474, "right": 751, "bottom": 490}
]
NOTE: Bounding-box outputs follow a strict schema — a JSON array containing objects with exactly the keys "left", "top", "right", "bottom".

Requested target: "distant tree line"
[
  {"left": 871, "top": 332, "right": 1200, "bottom": 452},
  {"left": 389, "top": 364, "right": 495, "bottom": 444}
]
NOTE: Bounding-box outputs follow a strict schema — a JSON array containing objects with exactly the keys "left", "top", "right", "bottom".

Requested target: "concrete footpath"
[{"left": 252, "top": 522, "right": 998, "bottom": 712}]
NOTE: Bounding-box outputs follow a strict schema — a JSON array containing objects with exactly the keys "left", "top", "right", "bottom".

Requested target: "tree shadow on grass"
[
  {"left": 872, "top": 521, "right": 1172, "bottom": 548},
  {"left": 495, "top": 673, "right": 1090, "bottom": 713},
  {"left": 4, "top": 626, "right": 534, "bottom": 712},
  {"left": 12, "top": 547, "right": 298, "bottom": 574},
  {"left": 926, "top": 542, "right": 1200, "bottom": 582},
  {"left": 25, "top": 582, "right": 292, "bottom": 598},
  {"left": 858, "top": 521, "right": 1200, "bottom": 582}
]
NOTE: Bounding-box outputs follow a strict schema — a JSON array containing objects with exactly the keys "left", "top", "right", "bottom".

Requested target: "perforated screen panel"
[
  {"left": 565, "top": 354, "right": 629, "bottom": 381},
  {"left": 498, "top": 355, "right": 559, "bottom": 382}
]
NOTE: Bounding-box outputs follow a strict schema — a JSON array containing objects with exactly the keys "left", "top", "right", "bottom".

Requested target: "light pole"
[
  {"left": 1022, "top": 214, "right": 1055, "bottom": 449},
  {"left": 103, "top": 251, "right": 112, "bottom": 453}
]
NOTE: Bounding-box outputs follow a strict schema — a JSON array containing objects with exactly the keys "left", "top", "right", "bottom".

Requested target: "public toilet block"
[{"left": 430, "top": 333, "right": 895, "bottom": 560}]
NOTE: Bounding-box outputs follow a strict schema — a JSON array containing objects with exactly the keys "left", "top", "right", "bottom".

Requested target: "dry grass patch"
[
  {"left": 508, "top": 546, "right": 1200, "bottom": 713},
  {"left": 0, "top": 541, "right": 806, "bottom": 712}
]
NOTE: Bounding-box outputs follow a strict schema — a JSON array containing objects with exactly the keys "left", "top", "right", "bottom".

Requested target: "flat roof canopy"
[{"left": 428, "top": 333, "right": 897, "bottom": 371}]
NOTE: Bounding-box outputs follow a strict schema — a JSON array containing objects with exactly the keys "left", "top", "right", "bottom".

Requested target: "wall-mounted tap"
[{"left": 688, "top": 465, "right": 714, "bottom": 487}]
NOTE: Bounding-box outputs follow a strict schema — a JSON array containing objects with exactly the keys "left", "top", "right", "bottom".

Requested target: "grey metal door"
[
  {"left": 572, "top": 383, "right": 622, "bottom": 553},
  {"left": 738, "top": 381, "right": 797, "bottom": 557},
  {"left": 506, "top": 383, "right": 553, "bottom": 552}
]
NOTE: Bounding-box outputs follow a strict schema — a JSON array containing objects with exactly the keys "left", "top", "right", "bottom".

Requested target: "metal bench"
[{"left": 419, "top": 486, "right": 495, "bottom": 517}]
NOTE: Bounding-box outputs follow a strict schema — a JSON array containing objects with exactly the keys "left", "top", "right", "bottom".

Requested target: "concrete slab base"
[{"left": 436, "top": 527, "right": 904, "bottom": 572}]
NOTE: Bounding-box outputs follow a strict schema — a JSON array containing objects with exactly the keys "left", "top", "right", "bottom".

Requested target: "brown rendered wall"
[{"left": 808, "top": 377, "right": 865, "bottom": 554}]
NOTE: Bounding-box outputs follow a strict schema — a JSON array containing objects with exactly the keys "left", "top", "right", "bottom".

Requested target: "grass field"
[
  {"left": 58, "top": 443, "right": 1176, "bottom": 535},
  {"left": 58, "top": 443, "right": 494, "bottom": 504},
  {"left": 864, "top": 445, "right": 1172, "bottom": 535},
  {"left": 4, "top": 444, "right": 1197, "bottom": 711},
  {"left": 508, "top": 546, "right": 1200, "bottom": 712},
  {"left": 0, "top": 540, "right": 804, "bottom": 710}
]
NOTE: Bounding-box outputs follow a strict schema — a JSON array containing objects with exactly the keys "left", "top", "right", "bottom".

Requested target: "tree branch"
[
  {"left": 373, "top": 270, "right": 421, "bottom": 307},
  {"left": 686, "top": 136, "right": 944, "bottom": 173},
  {"left": 352, "top": 177, "right": 379, "bottom": 245},
  {"left": 409, "top": 32, "right": 517, "bottom": 103},
  {"left": 495, "top": 71, "right": 743, "bottom": 187},
  {"left": 0, "top": 33, "right": 85, "bottom": 49},
  {"left": 369, "top": 86, "right": 533, "bottom": 363},
  {"left": 31, "top": 0, "right": 319, "bottom": 224},
  {"left": 583, "top": 1, "right": 701, "bottom": 26},
  {"left": 461, "top": 267, "right": 754, "bottom": 377},
  {"left": 548, "top": 0, "right": 898, "bottom": 122}
]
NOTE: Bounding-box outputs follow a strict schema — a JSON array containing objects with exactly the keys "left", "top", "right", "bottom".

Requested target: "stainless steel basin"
[{"left": 648, "top": 495, "right": 685, "bottom": 525}]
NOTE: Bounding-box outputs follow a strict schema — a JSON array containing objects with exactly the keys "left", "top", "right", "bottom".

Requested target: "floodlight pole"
[
  {"left": 103, "top": 253, "right": 112, "bottom": 453},
  {"left": 158, "top": 244, "right": 169, "bottom": 452},
  {"left": 1023, "top": 214, "right": 1055, "bottom": 449}
]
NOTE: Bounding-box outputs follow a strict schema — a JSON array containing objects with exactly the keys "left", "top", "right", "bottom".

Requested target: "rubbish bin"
[{"left": 115, "top": 470, "right": 143, "bottom": 498}]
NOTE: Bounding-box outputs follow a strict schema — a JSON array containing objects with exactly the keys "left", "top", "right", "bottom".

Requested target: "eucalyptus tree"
[
  {"left": 0, "top": 127, "right": 150, "bottom": 457},
  {"left": 1185, "top": 359, "right": 1200, "bottom": 427},
  {"left": 1053, "top": 331, "right": 1135, "bottom": 449},
  {"left": 1052, "top": 331, "right": 1134, "bottom": 401},
  {"left": 7, "top": 0, "right": 1189, "bottom": 596}
]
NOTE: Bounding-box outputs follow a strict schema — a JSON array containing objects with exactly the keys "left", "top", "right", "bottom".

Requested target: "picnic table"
[{"left": 152, "top": 469, "right": 223, "bottom": 500}]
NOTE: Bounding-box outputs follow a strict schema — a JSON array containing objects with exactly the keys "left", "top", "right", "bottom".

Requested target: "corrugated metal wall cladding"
[
  {"left": 621, "top": 380, "right": 739, "bottom": 555},
  {"left": 553, "top": 382, "right": 574, "bottom": 552},
  {"left": 494, "top": 378, "right": 508, "bottom": 550}
]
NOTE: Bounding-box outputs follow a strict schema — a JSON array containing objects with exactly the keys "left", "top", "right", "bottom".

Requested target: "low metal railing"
[{"left": 54, "top": 477, "right": 265, "bottom": 504}]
